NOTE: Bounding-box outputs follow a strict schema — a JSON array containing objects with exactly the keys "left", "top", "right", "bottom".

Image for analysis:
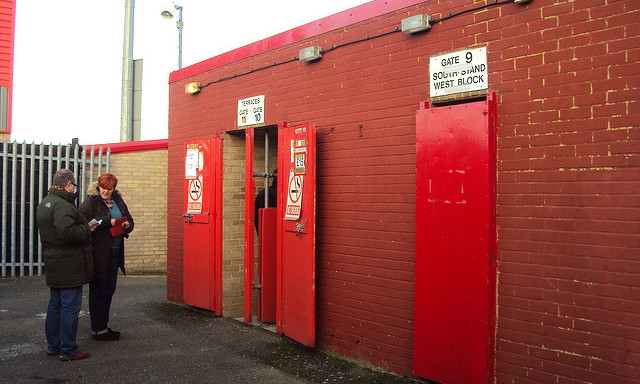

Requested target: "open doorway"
[
  {"left": 221, "top": 122, "right": 317, "bottom": 347},
  {"left": 220, "top": 126, "right": 278, "bottom": 325},
  {"left": 252, "top": 126, "right": 278, "bottom": 325}
]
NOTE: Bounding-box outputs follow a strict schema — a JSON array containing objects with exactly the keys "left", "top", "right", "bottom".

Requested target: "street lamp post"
[{"left": 162, "top": 4, "right": 183, "bottom": 69}]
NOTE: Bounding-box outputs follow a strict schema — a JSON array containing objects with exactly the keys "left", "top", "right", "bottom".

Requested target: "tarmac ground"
[{"left": 0, "top": 275, "right": 426, "bottom": 384}]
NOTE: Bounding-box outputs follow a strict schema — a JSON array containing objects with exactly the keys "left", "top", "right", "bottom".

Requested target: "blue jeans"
[
  {"left": 45, "top": 286, "right": 83, "bottom": 357},
  {"left": 89, "top": 248, "right": 119, "bottom": 334}
]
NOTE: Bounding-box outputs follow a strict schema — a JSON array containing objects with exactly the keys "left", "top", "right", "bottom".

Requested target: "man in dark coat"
[{"left": 36, "top": 169, "right": 94, "bottom": 361}]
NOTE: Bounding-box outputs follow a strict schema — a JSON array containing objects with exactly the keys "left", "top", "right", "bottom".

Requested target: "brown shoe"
[
  {"left": 59, "top": 351, "right": 90, "bottom": 361},
  {"left": 46, "top": 350, "right": 59, "bottom": 356}
]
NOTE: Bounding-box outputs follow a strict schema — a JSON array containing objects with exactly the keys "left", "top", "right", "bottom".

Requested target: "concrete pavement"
[{"left": 0, "top": 275, "right": 423, "bottom": 384}]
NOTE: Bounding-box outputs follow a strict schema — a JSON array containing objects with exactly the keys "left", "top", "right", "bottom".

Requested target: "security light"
[
  {"left": 401, "top": 15, "right": 432, "bottom": 34},
  {"left": 185, "top": 82, "right": 201, "bottom": 94},
  {"left": 299, "top": 46, "right": 323, "bottom": 62}
]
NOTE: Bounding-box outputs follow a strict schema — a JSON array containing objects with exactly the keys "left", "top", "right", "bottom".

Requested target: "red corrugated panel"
[
  {"left": 0, "top": 0, "right": 14, "bottom": 133},
  {"left": 83, "top": 139, "right": 168, "bottom": 154}
]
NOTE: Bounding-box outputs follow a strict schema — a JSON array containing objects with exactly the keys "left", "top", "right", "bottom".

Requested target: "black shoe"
[{"left": 93, "top": 328, "right": 120, "bottom": 341}]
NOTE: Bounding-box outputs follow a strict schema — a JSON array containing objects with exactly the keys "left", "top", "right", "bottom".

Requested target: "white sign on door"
[
  {"left": 237, "top": 95, "right": 265, "bottom": 127},
  {"left": 185, "top": 148, "right": 199, "bottom": 179},
  {"left": 430, "top": 47, "right": 488, "bottom": 97}
]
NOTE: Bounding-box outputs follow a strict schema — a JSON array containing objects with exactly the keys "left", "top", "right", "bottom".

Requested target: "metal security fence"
[{"left": 0, "top": 140, "right": 111, "bottom": 277}]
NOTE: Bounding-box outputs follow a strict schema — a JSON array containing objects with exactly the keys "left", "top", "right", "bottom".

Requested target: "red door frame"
[
  {"left": 212, "top": 133, "right": 224, "bottom": 314},
  {"left": 244, "top": 127, "right": 256, "bottom": 323}
]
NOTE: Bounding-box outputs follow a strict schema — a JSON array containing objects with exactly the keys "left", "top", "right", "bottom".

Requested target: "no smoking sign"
[
  {"left": 288, "top": 175, "right": 302, "bottom": 203},
  {"left": 187, "top": 176, "right": 203, "bottom": 214},
  {"left": 285, "top": 171, "right": 303, "bottom": 220},
  {"left": 189, "top": 179, "right": 202, "bottom": 200}
]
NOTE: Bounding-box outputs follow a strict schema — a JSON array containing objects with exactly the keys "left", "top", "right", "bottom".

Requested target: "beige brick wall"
[
  {"left": 222, "top": 133, "right": 245, "bottom": 317},
  {"left": 98, "top": 149, "right": 168, "bottom": 274}
]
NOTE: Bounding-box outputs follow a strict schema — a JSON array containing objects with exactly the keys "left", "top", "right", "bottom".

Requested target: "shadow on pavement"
[{"left": 0, "top": 275, "right": 425, "bottom": 384}]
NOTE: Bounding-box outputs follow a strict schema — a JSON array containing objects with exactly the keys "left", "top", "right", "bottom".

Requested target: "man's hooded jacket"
[{"left": 37, "top": 188, "right": 94, "bottom": 288}]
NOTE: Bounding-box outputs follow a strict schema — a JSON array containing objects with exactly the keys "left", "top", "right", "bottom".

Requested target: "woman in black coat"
[{"left": 79, "top": 173, "right": 134, "bottom": 341}]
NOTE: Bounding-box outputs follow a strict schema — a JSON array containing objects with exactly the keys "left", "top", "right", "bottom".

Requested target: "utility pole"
[{"left": 120, "top": 0, "right": 135, "bottom": 142}]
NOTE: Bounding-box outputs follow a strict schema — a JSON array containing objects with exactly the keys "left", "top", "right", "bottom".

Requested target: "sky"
[{"left": 11, "top": 0, "right": 370, "bottom": 146}]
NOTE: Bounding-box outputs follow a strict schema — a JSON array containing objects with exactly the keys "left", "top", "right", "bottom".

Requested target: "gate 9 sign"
[{"left": 429, "top": 47, "right": 488, "bottom": 97}]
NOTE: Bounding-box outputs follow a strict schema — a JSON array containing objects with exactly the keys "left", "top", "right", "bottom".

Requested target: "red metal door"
[
  {"left": 277, "top": 122, "right": 316, "bottom": 347},
  {"left": 183, "top": 139, "right": 222, "bottom": 312},
  {"left": 413, "top": 94, "right": 497, "bottom": 384},
  {"left": 258, "top": 207, "right": 277, "bottom": 322}
]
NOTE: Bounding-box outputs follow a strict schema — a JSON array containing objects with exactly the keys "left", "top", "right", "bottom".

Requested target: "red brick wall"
[
  {"left": 167, "top": 104, "right": 185, "bottom": 303},
  {"left": 495, "top": 1, "right": 639, "bottom": 383},
  {"left": 167, "top": 0, "right": 640, "bottom": 380}
]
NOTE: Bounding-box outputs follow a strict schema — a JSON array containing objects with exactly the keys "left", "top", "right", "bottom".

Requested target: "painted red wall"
[
  {"left": 0, "top": 0, "right": 15, "bottom": 133},
  {"left": 167, "top": 0, "right": 640, "bottom": 381}
]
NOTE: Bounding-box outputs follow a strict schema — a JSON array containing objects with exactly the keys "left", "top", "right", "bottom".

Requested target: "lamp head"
[
  {"left": 401, "top": 15, "right": 432, "bottom": 35},
  {"left": 161, "top": 10, "right": 173, "bottom": 19},
  {"left": 185, "top": 82, "right": 201, "bottom": 94}
]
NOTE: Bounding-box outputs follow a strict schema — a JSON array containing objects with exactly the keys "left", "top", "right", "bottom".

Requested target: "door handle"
[
  {"left": 182, "top": 214, "right": 194, "bottom": 222},
  {"left": 295, "top": 223, "right": 304, "bottom": 237}
]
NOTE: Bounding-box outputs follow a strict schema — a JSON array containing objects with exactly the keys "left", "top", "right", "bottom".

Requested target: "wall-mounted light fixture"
[
  {"left": 299, "top": 46, "right": 323, "bottom": 62},
  {"left": 185, "top": 82, "right": 201, "bottom": 94},
  {"left": 401, "top": 14, "right": 432, "bottom": 34},
  {"left": 514, "top": 0, "right": 533, "bottom": 3}
]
